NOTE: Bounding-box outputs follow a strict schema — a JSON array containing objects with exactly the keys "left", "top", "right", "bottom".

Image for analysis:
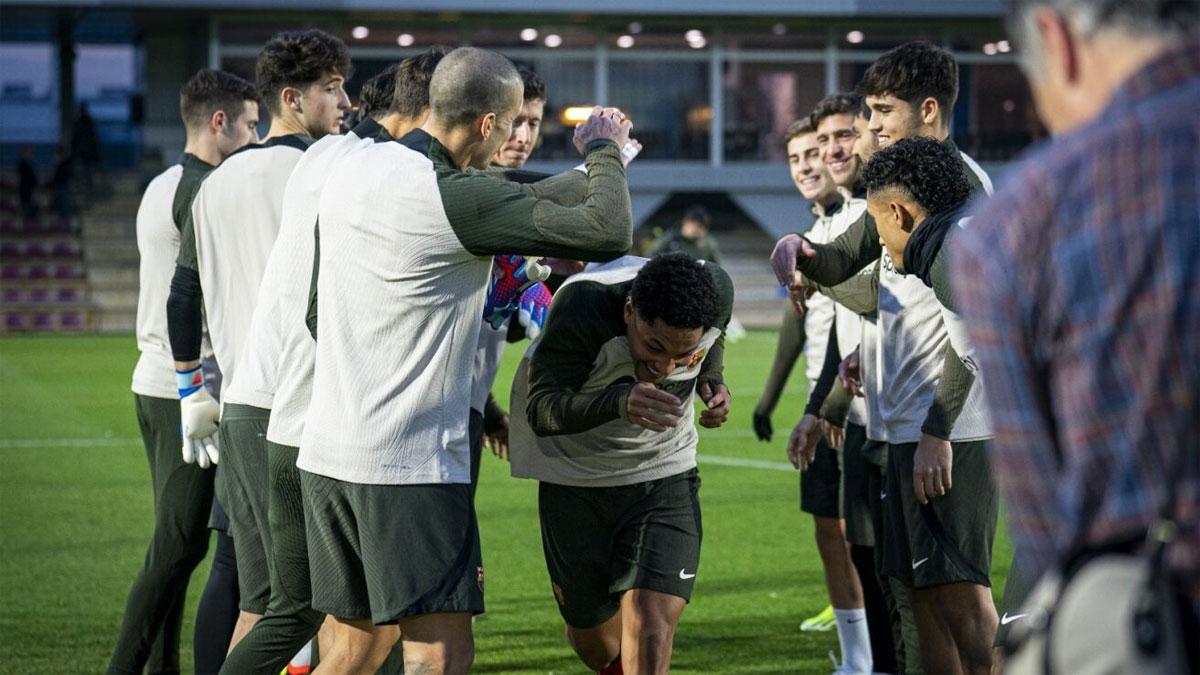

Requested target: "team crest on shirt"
[
  {"left": 687, "top": 348, "right": 707, "bottom": 369},
  {"left": 477, "top": 566, "right": 485, "bottom": 592}
]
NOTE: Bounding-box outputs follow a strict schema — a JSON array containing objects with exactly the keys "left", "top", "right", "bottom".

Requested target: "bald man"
[{"left": 299, "top": 47, "right": 635, "bottom": 673}]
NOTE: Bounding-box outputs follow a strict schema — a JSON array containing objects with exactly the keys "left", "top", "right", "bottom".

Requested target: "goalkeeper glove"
[
  {"left": 483, "top": 255, "right": 550, "bottom": 329},
  {"left": 517, "top": 282, "right": 552, "bottom": 339},
  {"left": 177, "top": 365, "right": 220, "bottom": 468}
]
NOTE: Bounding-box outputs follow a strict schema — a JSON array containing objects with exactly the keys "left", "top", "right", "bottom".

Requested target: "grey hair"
[
  {"left": 1008, "top": 0, "right": 1198, "bottom": 72},
  {"left": 428, "top": 47, "right": 522, "bottom": 127}
]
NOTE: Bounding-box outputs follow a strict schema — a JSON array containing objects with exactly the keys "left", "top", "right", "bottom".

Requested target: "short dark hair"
[
  {"left": 519, "top": 66, "right": 546, "bottom": 103},
  {"left": 857, "top": 40, "right": 958, "bottom": 115},
  {"left": 179, "top": 68, "right": 259, "bottom": 130},
  {"left": 810, "top": 93, "right": 866, "bottom": 129},
  {"left": 683, "top": 205, "right": 711, "bottom": 228},
  {"left": 390, "top": 46, "right": 449, "bottom": 118},
  {"left": 631, "top": 253, "right": 720, "bottom": 330},
  {"left": 784, "top": 117, "right": 815, "bottom": 144},
  {"left": 429, "top": 47, "right": 522, "bottom": 127},
  {"left": 358, "top": 64, "right": 398, "bottom": 121},
  {"left": 861, "top": 137, "right": 972, "bottom": 216},
  {"left": 256, "top": 29, "right": 353, "bottom": 116}
]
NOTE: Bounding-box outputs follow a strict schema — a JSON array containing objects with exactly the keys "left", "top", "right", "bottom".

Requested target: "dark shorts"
[
  {"left": 881, "top": 440, "right": 998, "bottom": 589},
  {"left": 265, "top": 442, "right": 322, "bottom": 621},
  {"left": 842, "top": 423, "right": 874, "bottom": 547},
  {"left": 215, "top": 403, "right": 272, "bottom": 614},
  {"left": 300, "top": 470, "right": 484, "bottom": 625},
  {"left": 469, "top": 408, "right": 483, "bottom": 497},
  {"left": 994, "top": 545, "right": 1039, "bottom": 646},
  {"left": 800, "top": 438, "right": 841, "bottom": 519},
  {"left": 539, "top": 468, "right": 702, "bottom": 629}
]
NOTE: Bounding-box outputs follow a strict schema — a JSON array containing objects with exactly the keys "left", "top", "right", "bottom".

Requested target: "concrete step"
[
  {"left": 84, "top": 238, "right": 139, "bottom": 264},
  {"left": 92, "top": 288, "right": 138, "bottom": 310},
  {"left": 89, "top": 266, "right": 138, "bottom": 287},
  {"left": 97, "top": 310, "right": 136, "bottom": 333}
]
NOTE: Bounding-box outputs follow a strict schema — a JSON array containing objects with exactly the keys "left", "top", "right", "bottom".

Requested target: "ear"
[
  {"left": 209, "top": 109, "right": 227, "bottom": 135},
  {"left": 890, "top": 201, "right": 917, "bottom": 234},
  {"left": 919, "top": 97, "right": 941, "bottom": 128},
  {"left": 1034, "top": 6, "right": 1081, "bottom": 86},
  {"left": 624, "top": 297, "right": 634, "bottom": 326},
  {"left": 478, "top": 111, "right": 497, "bottom": 141},
  {"left": 280, "top": 86, "right": 303, "bottom": 113}
]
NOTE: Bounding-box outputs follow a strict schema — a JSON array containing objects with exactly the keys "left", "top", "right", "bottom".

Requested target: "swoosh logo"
[
  {"left": 679, "top": 570, "right": 696, "bottom": 580},
  {"left": 1001, "top": 613, "right": 1028, "bottom": 626},
  {"left": 911, "top": 558, "right": 929, "bottom": 570}
]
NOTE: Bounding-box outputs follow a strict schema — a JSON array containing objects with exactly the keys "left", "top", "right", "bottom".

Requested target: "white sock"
[
  {"left": 288, "top": 640, "right": 313, "bottom": 668},
  {"left": 833, "top": 608, "right": 872, "bottom": 673}
]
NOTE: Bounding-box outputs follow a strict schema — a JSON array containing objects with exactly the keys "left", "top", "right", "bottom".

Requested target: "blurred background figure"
[
  {"left": 650, "top": 204, "right": 722, "bottom": 263},
  {"left": 51, "top": 144, "right": 73, "bottom": 226},
  {"left": 16, "top": 145, "right": 38, "bottom": 219}
]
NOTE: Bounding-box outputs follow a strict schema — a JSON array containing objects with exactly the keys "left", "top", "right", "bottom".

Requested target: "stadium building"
[{"left": 1, "top": 0, "right": 1036, "bottom": 331}]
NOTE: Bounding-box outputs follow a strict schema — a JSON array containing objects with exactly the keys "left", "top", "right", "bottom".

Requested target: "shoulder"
[{"left": 143, "top": 165, "right": 183, "bottom": 201}]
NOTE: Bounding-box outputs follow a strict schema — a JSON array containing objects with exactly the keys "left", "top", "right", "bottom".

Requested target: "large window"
[
  {"left": 608, "top": 59, "right": 709, "bottom": 161},
  {"left": 510, "top": 57, "right": 595, "bottom": 161},
  {"left": 958, "top": 63, "right": 1045, "bottom": 161},
  {"left": 723, "top": 61, "right": 824, "bottom": 161}
]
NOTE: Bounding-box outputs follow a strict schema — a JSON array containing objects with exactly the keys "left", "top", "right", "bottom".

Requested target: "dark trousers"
[
  {"left": 219, "top": 442, "right": 324, "bottom": 674},
  {"left": 108, "top": 395, "right": 215, "bottom": 675}
]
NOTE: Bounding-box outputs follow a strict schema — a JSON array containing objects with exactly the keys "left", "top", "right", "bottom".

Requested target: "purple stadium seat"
[
  {"left": 0, "top": 242, "right": 20, "bottom": 257},
  {"left": 29, "top": 264, "right": 49, "bottom": 279},
  {"left": 51, "top": 241, "right": 78, "bottom": 257},
  {"left": 60, "top": 311, "right": 84, "bottom": 329},
  {"left": 32, "top": 312, "right": 52, "bottom": 329},
  {"left": 2, "top": 288, "right": 20, "bottom": 303},
  {"left": 5, "top": 312, "right": 26, "bottom": 330},
  {"left": 56, "top": 287, "right": 80, "bottom": 303},
  {"left": 27, "top": 242, "right": 48, "bottom": 257},
  {"left": 1, "top": 264, "right": 19, "bottom": 279},
  {"left": 29, "top": 288, "right": 50, "bottom": 303}
]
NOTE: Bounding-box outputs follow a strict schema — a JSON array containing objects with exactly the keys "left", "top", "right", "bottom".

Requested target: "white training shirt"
[
  {"left": 132, "top": 165, "right": 185, "bottom": 399},
  {"left": 192, "top": 136, "right": 309, "bottom": 405},
  {"left": 471, "top": 321, "right": 508, "bottom": 414},
  {"left": 264, "top": 128, "right": 377, "bottom": 447},
  {"left": 298, "top": 139, "right": 492, "bottom": 485}
]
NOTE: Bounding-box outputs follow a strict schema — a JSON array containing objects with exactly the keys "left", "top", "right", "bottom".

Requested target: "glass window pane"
[
  {"left": 723, "top": 61, "right": 824, "bottom": 161},
  {"left": 0, "top": 42, "right": 59, "bottom": 145},
  {"left": 608, "top": 59, "right": 709, "bottom": 160},
  {"left": 477, "top": 25, "right": 596, "bottom": 49},
  {"left": 838, "top": 26, "right": 944, "bottom": 51},
  {"left": 955, "top": 63, "right": 1045, "bottom": 161},
  {"left": 508, "top": 57, "right": 594, "bottom": 161},
  {"left": 604, "top": 23, "right": 712, "bottom": 51},
  {"left": 719, "top": 23, "right": 826, "bottom": 50}
]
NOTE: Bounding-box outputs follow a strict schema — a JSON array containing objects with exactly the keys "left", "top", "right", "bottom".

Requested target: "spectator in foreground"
[{"left": 952, "top": 0, "right": 1198, "bottom": 669}]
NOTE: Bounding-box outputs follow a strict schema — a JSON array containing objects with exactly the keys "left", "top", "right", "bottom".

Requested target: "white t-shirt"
[
  {"left": 191, "top": 136, "right": 308, "bottom": 405},
  {"left": 264, "top": 130, "right": 377, "bottom": 447},
  {"left": 132, "top": 165, "right": 184, "bottom": 399}
]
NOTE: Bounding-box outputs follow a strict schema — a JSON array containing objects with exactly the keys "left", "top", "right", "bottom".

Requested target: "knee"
[
  {"left": 404, "top": 641, "right": 474, "bottom": 675},
  {"left": 813, "top": 518, "right": 847, "bottom": 554},
  {"left": 625, "top": 610, "right": 677, "bottom": 655},
  {"left": 565, "top": 625, "right": 620, "bottom": 671}
]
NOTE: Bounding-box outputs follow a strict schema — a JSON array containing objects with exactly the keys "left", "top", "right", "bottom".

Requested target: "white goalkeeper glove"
[{"left": 177, "top": 365, "right": 220, "bottom": 468}]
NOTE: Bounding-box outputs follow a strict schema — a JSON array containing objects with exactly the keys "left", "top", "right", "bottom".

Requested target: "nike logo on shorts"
[
  {"left": 679, "top": 569, "right": 696, "bottom": 580},
  {"left": 1001, "top": 613, "right": 1028, "bottom": 626},
  {"left": 911, "top": 557, "right": 929, "bottom": 570}
]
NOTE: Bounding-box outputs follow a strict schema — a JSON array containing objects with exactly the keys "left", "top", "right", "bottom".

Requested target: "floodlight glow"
[
  {"left": 983, "top": 42, "right": 998, "bottom": 55},
  {"left": 352, "top": 26, "right": 370, "bottom": 40},
  {"left": 997, "top": 40, "right": 1011, "bottom": 53},
  {"left": 688, "top": 36, "right": 707, "bottom": 49},
  {"left": 628, "top": 22, "right": 643, "bottom": 34},
  {"left": 616, "top": 35, "right": 635, "bottom": 49},
  {"left": 397, "top": 33, "right": 415, "bottom": 47},
  {"left": 520, "top": 28, "right": 538, "bottom": 42},
  {"left": 773, "top": 23, "right": 787, "bottom": 36},
  {"left": 544, "top": 34, "right": 563, "bottom": 48},
  {"left": 846, "top": 30, "right": 865, "bottom": 44},
  {"left": 560, "top": 106, "right": 626, "bottom": 125},
  {"left": 685, "top": 29, "right": 704, "bottom": 42}
]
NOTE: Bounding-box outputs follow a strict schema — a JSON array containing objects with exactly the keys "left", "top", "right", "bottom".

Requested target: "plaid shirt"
[{"left": 952, "top": 41, "right": 1200, "bottom": 597}]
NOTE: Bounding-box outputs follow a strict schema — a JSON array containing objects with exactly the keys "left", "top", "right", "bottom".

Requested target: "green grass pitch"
[{"left": 0, "top": 332, "right": 1011, "bottom": 673}]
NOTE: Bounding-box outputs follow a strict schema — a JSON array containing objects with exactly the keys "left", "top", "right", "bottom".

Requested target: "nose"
[
  {"left": 337, "top": 87, "right": 351, "bottom": 110},
  {"left": 868, "top": 110, "right": 882, "bottom": 133}
]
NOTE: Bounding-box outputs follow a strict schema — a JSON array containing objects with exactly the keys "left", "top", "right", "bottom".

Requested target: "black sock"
[
  {"left": 193, "top": 530, "right": 239, "bottom": 675},
  {"left": 852, "top": 543, "right": 898, "bottom": 674}
]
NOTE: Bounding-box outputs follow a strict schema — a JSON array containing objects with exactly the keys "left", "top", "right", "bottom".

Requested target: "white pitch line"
[
  {"left": 0, "top": 437, "right": 798, "bottom": 473},
  {"left": 0, "top": 438, "right": 138, "bottom": 449},
  {"left": 698, "top": 455, "right": 795, "bottom": 472}
]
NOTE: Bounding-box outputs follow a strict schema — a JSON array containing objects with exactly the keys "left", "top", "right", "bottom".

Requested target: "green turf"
[{"left": 0, "top": 332, "right": 1011, "bottom": 673}]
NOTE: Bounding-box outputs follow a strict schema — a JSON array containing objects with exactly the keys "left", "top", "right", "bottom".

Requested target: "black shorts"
[
  {"left": 995, "top": 546, "right": 1038, "bottom": 646},
  {"left": 215, "top": 403, "right": 272, "bottom": 614},
  {"left": 842, "top": 423, "right": 874, "bottom": 547},
  {"left": 881, "top": 440, "right": 998, "bottom": 589},
  {"left": 300, "top": 470, "right": 484, "bottom": 625},
  {"left": 800, "top": 438, "right": 841, "bottom": 519},
  {"left": 539, "top": 469, "right": 702, "bottom": 629}
]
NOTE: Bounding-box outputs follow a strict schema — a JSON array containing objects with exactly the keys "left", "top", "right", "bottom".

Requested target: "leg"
[
  {"left": 814, "top": 517, "right": 864, "bottom": 608},
  {"left": 929, "top": 583, "right": 997, "bottom": 675},
  {"left": 109, "top": 395, "right": 214, "bottom": 675},
  {"left": 194, "top": 528, "right": 240, "bottom": 674},
  {"left": 399, "top": 612, "right": 475, "bottom": 674},
  {"left": 852, "top": 544, "right": 897, "bottom": 675},
  {"left": 565, "top": 612, "right": 623, "bottom": 671},
  {"left": 911, "top": 587, "right": 964, "bottom": 675},
  {"left": 313, "top": 618, "right": 399, "bottom": 674},
  {"left": 620, "top": 589, "right": 686, "bottom": 675},
  {"left": 220, "top": 443, "right": 325, "bottom": 674}
]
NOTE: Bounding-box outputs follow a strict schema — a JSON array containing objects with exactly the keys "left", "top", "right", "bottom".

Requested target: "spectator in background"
[
  {"left": 51, "top": 145, "right": 73, "bottom": 226},
  {"left": 70, "top": 102, "right": 101, "bottom": 195},
  {"left": 952, "top": 0, "right": 1198, "bottom": 670},
  {"left": 650, "top": 205, "right": 723, "bottom": 263},
  {"left": 17, "top": 146, "right": 38, "bottom": 219}
]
